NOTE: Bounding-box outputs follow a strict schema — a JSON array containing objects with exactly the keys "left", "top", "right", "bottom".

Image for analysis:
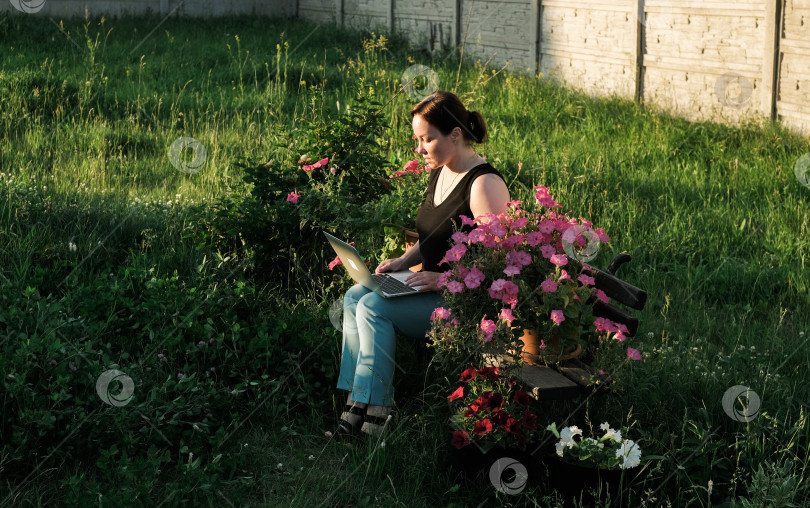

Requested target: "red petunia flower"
[
  {"left": 513, "top": 389, "right": 530, "bottom": 408},
  {"left": 521, "top": 411, "right": 538, "bottom": 431},
  {"left": 478, "top": 391, "right": 504, "bottom": 412},
  {"left": 473, "top": 419, "right": 493, "bottom": 436},
  {"left": 451, "top": 430, "right": 470, "bottom": 449},
  {"left": 491, "top": 410, "right": 510, "bottom": 426},
  {"left": 459, "top": 367, "right": 478, "bottom": 382},
  {"left": 505, "top": 417, "right": 522, "bottom": 434},
  {"left": 478, "top": 366, "right": 502, "bottom": 381},
  {"left": 447, "top": 386, "right": 464, "bottom": 401}
]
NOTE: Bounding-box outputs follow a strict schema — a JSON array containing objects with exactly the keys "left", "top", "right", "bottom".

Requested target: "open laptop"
[{"left": 323, "top": 232, "right": 426, "bottom": 297}]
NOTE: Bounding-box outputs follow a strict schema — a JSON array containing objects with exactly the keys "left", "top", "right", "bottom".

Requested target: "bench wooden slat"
[
  {"left": 588, "top": 268, "right": 647, "bottom": 311},
  {"left": 485, "top": 354, "right": 581, "bottom": 401},
  {"left": 591, "top": 301, "right": 639, "bottom": 336},
  {"left": 519, "top": 365, "right": 581, "bottom": 400},
  {"left": 556, "top": 358, "right": 592, "bottom": 387}
]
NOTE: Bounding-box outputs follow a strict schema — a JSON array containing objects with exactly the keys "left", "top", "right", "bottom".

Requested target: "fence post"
[
  {"left": 762, "top": 0, "right": 780, "bottom": 121},
  {"left": 453, "top": 0, "right": 462, "bottom": 48},
  {"left": 335, "top": 0, "right": 344, "bottom": 27},
  {"left": 388, "top": 0, "right": 395, "bottom": 34},
  {"left": 530, "top": 0, "right": 541, "bottom": 77},
  {"left": 632, "top": 0, "right": 644, "bottom": 104}
]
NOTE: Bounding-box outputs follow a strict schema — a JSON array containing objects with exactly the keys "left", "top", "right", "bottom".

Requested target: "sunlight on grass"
[{"left": 1, "top": 11, "right": 808, "bottom": 507}]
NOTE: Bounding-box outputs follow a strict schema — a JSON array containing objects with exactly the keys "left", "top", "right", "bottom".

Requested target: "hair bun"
[{"left": 468, "top": 110, "right": 483, "bottom": 143}]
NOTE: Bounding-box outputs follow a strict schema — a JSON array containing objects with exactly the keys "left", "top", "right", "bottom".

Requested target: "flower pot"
[
  {"left": 516, "top": 329, "right": 582, "bottom": 365},
  {"left": 544, "top": 452, "right": 624, "bottom": 507},
  {"left": 403, "top": 229, "right": 422, "bottom": 272},
  {"left": 449, "top": 439, "right": 540, "bottom": 491}
]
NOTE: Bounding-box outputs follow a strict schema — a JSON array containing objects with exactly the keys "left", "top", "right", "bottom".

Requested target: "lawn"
[{"left": 1, "top": 11, "right": 809, "bottom": 507}]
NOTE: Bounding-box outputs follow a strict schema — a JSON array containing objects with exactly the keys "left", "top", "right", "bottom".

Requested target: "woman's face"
[{"left": 412, "top": 114, "right": 459, "bottom": 169}]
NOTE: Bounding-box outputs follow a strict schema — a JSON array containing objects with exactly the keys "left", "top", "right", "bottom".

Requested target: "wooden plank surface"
[{"left": 485, "top": 354, "right": 581, "bottom": 401}]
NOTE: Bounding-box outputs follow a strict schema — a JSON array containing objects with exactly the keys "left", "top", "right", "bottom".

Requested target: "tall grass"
[{"left": 1, "top": 11, "right": 808, "bottom": 507}]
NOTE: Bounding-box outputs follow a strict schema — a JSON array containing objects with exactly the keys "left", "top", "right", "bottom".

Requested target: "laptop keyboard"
[{"left": 371, "top": 273, "right": 417, "bottom": 294}]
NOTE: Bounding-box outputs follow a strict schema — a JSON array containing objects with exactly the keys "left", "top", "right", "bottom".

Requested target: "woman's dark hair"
[{"left": 409, "top": 90, "right": 487, "bottom": 144}]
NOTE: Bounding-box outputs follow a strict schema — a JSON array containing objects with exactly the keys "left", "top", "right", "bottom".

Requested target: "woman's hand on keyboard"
[
  {"left": 403, "top": 271, "right": 442, "bottom": 293},
  {"left": 374, "top": 258, "right": 404, "bottom": 274}
]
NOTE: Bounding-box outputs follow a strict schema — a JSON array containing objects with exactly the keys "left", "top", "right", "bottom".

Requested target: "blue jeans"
[{"left": 337, "top": 283, "right": 444, "bottom": 406}]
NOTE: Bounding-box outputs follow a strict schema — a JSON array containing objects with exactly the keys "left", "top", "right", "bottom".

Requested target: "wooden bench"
[
  {"left": 412, "top": 253, "right": 647, "bottom": 401},
  {"left": 493, "top": 253, "right": 647, "bottom": 400}
]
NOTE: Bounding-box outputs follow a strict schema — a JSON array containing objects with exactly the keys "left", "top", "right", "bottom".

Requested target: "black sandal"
[
  {"left": 330, "top": 403, "right": 366, "bottom": 441},
  {"left": 361, "top": 412, "right": 395, "bottom": 439}
]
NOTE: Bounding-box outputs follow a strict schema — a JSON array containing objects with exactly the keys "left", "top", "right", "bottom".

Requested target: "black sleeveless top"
[{"left": 415, "top": 162, "right": 507, "bottom": 273}]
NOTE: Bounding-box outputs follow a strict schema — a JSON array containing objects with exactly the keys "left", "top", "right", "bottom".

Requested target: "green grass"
[{"left": 1, "top": 10, "right": 809, "bottom": 507}]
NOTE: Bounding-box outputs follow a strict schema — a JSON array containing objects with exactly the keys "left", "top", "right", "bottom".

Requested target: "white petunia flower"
[
  {"left": 555, "top": 442, "right": 565, "bottom": 457},
  {"left": 615, "top": 439, "right": 641, "bottom": 469},
  {"left": 559, "top": 426, "right": 582, "bottom": 447},
  {"left": 600, "top": 422, "right": 611, "bottom": 431},
  {"left": 604, "top": 428, "right": 622, "bottom": 443}
]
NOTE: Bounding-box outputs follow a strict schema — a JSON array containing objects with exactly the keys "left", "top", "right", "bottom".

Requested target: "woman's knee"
[
  {"left": 344, "top": 284, "right": 369, "bottom": 306},
  {"left": 356, "top": 291, "right": 386, "bottom": 317}
]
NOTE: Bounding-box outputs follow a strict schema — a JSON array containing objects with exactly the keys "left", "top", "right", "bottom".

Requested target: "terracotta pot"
[
  {"left": 403, "top": 229, "right": 422, "bottom": 272},
  {"left": 516, "top": 328, "right": 582, "bottom": 365}
]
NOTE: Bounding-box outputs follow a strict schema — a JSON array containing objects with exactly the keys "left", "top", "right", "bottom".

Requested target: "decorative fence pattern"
[
  {"left": 298, "top": 0, "right": 810, "bottom": 136},
  {"left": 4, "top": 0, "right": 807, "bottom": 135}
]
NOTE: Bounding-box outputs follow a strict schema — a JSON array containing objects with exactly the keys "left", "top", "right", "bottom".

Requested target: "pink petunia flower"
[
  {"left": 447, "top": 280, "right": 465, "bottom": 293},
  {"left": 550, "top": 254, "right": 568, "bottom": 267},
  {"left": 595, "top": 289, "right": 609, "bottom": 303},
  {"left": 627, "top": 348, "right": 642, "bottom": 361},
  {"left": 540, "top": 279, "right": 558, "bottom": 292},
  {"left": 559, "top": 269, "right": 571, "bottom": 281},
  {"left": 488, "top": 279, "right": 519, "bottom": 305},
  {"left": 431, "top": 307, "right": 451, "bottom": 320},
  {"left": 550, "top": 310, "right": 565, "bottom": 325},
  {"left": 479, "top": 317, "right": 497, "bottom": 342},
  {"left": 503, "top": 264, "right": 522, "bottom": 276},
  {"left": 328, "top": 255, "right": 342, "bottom": 270},
  {"left": 440, "top": 244, "right": 468, "bottom": 265},
  {"left": 403, "top": 160, "right": 419, "bottom": 172},
  {"left": 286, "top": 192, "right": 300, "bottom": 203},
  {"left": 467, "top": 229, "right": 486, "bottom": 244},
  {"left": 540, "top": 245, "right": 556, "bottom": 259},
  {"left": 451, "top": 231, "right": 469, "bottom": 244},
  {"left": 459, "top": 214, "right": 477, "bottom": 226},
  {"left": 537, "top": 221, "right": 555, "bottom": 234},
  {"left": 595, "top": 228, "right": 610, "bottom": 242},
  {"left": 534, "top": 185, "right": 563, "bottom": 208},
  {"left": 464, "top": 267, "right": 485, "bottom": 289},
  {"left": 511, "top": 217, "right": 528, "bottom": 228},
  {"left": 499, "top": 308, "right": 515, "bottom": 325},
  {"left": 526, "top": 231, "right": 544, "bottom": 247},
  {"left": 506, "top": 250, "right": 532, "bottom": 267},
  {"left": 578, "top": 274, "right": 596, "bottom": 286}
]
